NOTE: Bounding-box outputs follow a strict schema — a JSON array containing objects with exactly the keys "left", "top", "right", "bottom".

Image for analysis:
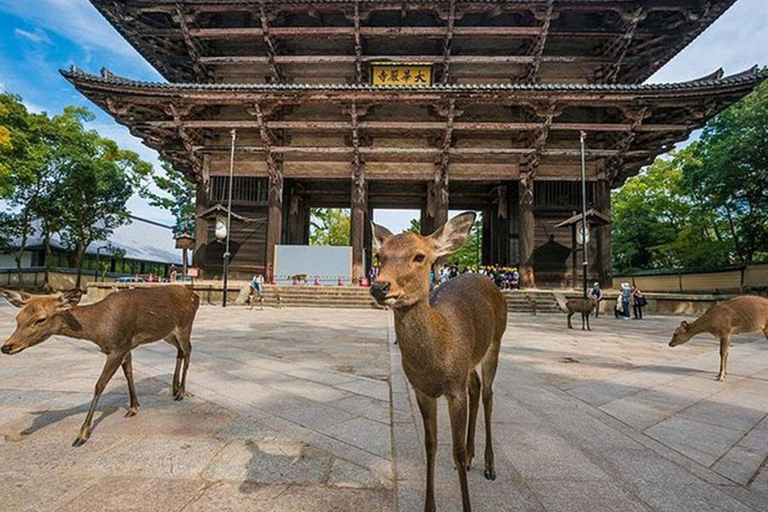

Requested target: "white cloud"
[
  {"left": 14, "top": 27, "right": 51, "bottom": 45},
  {"left": 0, "top": 0, "right": 140, "bottom": 59}
]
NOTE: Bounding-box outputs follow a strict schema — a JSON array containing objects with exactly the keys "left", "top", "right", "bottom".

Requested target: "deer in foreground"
[
  {"left": 669, "top": 295, "right": 768, "bottom": 381},
  {"left": 370, "top": 212, "right": 507, "bottom": 512},
  {"left": 564, "top": 297, "right": 597, "bottom": 330},
  {"left": 0, "top": 286, "right": 199, "bottom": 446}
]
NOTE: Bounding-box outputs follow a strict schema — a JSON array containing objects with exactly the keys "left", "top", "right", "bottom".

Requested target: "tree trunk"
[
  {"left": 724, "top": 205, "right": 744, "bottom": 265},
  {"left": 43, "top": 235, "right": 52, "bottom": 292},
  {"left": 14, "top": 208, "right": 32, "bottom": 288},
  {"left": 73, "top": 244, "right": 86, "bottom": 290}
]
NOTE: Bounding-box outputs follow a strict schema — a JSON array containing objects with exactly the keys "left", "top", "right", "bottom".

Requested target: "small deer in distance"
[
  {"left": 565, "top": 297, "right": 598, "bottom": 331},
  {"left": 669, "top": 295, "right": 768, "bottom": 381},
  {"left": 1, "top": 286, "right": 199, "bottom": 446},
  {"left": 371, "top": 212, "right": 507, "bottom": 512}
]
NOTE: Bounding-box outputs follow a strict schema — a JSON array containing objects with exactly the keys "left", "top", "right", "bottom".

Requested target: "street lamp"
[
  {"left": 95, "top": 245, "right": 110, "bottom": 282},
  {"left": 579, "top": 131, "right": 588, "bottom": 298},
  {"left": 222, "top": 129, "right": 236, "bottom": 307}
]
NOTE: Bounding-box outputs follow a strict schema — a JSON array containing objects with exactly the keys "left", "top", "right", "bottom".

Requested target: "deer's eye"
[
  {"left": 34, "top": 317, "right": 46, "bottom": 326},
  {"left": 413, "top": 254, "right": 426, "bottom": 263}
]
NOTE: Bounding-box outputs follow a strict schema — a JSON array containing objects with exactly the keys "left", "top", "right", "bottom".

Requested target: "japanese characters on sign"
[{"left": 371, "top": 63, "right": 433, "bottom": 86}]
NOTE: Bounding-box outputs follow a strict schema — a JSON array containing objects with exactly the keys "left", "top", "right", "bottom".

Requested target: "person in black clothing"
[
  {"left": 589, "top": 282, "right": 603, "bottom": 317},
  {"left": 631, "top": 285, "right": 646, "bottom": 319}
]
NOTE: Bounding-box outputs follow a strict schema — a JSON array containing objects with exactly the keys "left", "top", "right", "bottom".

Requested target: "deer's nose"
[
  {"left": 370, "top": 281, "right": 391, "bottom": 301},
  {"left": 1, "top": 345, "right": 12, "bottom": 355}
]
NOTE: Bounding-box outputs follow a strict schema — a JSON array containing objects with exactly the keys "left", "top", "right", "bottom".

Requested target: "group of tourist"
[
  {"left": 588, "top": 282, "right": 647, "bottom": 320},
  {"left": 427, "top": 264, "right": 521, "bottom": 290}
]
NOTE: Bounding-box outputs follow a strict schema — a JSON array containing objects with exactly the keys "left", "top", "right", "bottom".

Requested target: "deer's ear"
[
  {"left": 56, "top": 289, "right": 82, "bottom": 310},
  {"left": 430, "top": 212, "right": 476, "bottom": 257},
  {"left": 0, "top": 289, "right": 30, "bottom": 308},
  {"left": 680, "top": 321, "right": 689, "bottom": 330},
  {"left": 371, "top": 222, "right": 394, "bottom": 247}
]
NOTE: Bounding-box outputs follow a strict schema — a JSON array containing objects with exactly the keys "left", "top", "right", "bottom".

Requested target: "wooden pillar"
[
  {"left": 266, "top": 176, "right": 283, "bottom": 282},
  {"left": 519, "top": 173, "right": 535, "bottom": 288},
  {"left": 192, "top": 184, "right": 208, "bottom": 273},
  {"left": 427, "top": 180, "right": 449, "bottom": 232},
  {"left": 596, "top": 179, "right": 613, "bottom": 288},
  {"left": 350, "top": 180, "right": 367, "bottom": 283}
]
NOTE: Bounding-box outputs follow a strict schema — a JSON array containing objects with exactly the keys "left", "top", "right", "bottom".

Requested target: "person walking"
[
  {"left": 589, "top": 282, "right": 603, "bottom": 317},
  {"left": 631, "top": 285, "right": 646, "bottom": 319},
  {"left": 620, "top": 282, "right": 631, "bottom": 320}
]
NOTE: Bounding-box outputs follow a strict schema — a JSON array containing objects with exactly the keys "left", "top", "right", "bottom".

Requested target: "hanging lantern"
[
  {"left": 576, "top": 221, "right": 590, "bottom": 245},
  {"left": 215, "top": 215, "right": 228, "bottom": 241}
]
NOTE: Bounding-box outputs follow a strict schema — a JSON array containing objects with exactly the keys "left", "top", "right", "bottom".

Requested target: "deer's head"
[
  {"left": 669, "top": 321, "right": 693, "bottom": 347},
  {"left": 370, "top": 212, "right": 475, "bottom": 308},
  {"left": 0, "top": 289, "right": 82, "bottom": 355}
]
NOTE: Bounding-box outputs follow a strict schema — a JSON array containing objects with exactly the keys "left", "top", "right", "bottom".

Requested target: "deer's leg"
[
  {"left": 175, "top": 330, "right": 192, "bottom": 401},
  {"left": 586, "top": 312, "right": 591, "bottom": 331},
  {"left": 567, "top": 312, "right": 573, "bottom": 329},
  {"left": 74, "top": 351, "right": 125, "bottom": 446},
  {"left": 121, "top": 352, "right": 139, "bottom": 417},
  {"left": 480, "top": 346, "right": 499, "bottom": 481},
  {"left": 466, "top": 370, "right": 481, "bottom": 470},
  {"left": 415, "top": 390, "right": 438, "bottom": 512},
  {"left": 716, "top": 335, "right": 731, "bottom": 382},
  {"left": 447, "top": 391, "right": 472, "bottom": 512},
  {"left": 165, "top": 335, "right": 182, "bottom": 395}
]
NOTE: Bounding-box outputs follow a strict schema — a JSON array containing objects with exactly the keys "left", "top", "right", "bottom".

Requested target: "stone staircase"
[
  {"left": 248, "top": 285, "right": 563, "bottom": 313},
  {"left": 258, "top": 285, "right": 382, "bottom": 309},
  {"left": 503, "top": 290, "right": 562, "bottom": 314}
]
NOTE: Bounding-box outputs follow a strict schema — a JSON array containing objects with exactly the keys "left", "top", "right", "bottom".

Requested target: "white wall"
[{"left": 0, "top": 251, "right": 33, "bottom": 269}]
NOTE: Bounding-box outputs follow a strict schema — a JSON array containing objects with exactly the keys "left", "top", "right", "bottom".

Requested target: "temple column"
[
  {"left": 426, "top": 180, "right": 449, "bottom": 233},
  {"left": 519, "top": 173, "right": 535, "bottom": 288},
  {"left": 266, "top": 175, "right": 283, "bottom": 282},
  {"left": 350, "top": 180, "right": 367, "bottom": 283},
  {"left": 596, "top": 178, "right": 613, "bottom": 288},
  {"left": 192, "top": 183, "right": 208, "bottom": 273}
]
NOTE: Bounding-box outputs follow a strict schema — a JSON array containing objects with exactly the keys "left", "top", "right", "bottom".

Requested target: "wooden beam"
[
  {"left": 439, "top": 0, "right": 457, "bottom": 84},
  {"left": 352, "top": 1, "right": 363, "bottom": 83},
  {"left": 606, "top": 106, "right": 650, "bottom": 182},
  {"left": 174, "top": 6, "right": 209, "bottom": 80},
  {"left": 189, "top": 26, "right": 544, "bottom": 39},
  {"left": 143, "top": 119, "right": 689, "bottom": 133},
  {"left": 349, "top": 99, "right": 366, "bottom": 282},
  {"left": 166, "top": 103, "right": 203, "bottom": 175},
  {"left": 257, "top": 0, "right": 283, "bottom": 82},
  {"left": 198, "top": 54, "right": 611, "bottom": 65},
  {"left": 523, "top": 0, "right": 554, "bottom": 84},
  {"left": 596, "top": 7, "right": 645, "bottom": 83},
  {"left": 521, "top": 104, "right": 559, "bottom": 178}
]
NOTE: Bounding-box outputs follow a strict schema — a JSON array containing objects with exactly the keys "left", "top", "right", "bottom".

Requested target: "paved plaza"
[{"left": 1, "top": 301, "right": 768, "bottom": 511}]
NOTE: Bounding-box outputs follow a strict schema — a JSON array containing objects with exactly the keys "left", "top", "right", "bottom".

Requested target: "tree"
[
  {"left": 141, "top": 161, "right": 197, "bottom": 236},
  {"left": 310, "top": 208, "right": 350, "bottom": 246},
  {"left": 681, "top": 78, "right": 768, "bottom": 265},
  {"left": 612, "top": 78, "right": 768, "bottom": 272}
]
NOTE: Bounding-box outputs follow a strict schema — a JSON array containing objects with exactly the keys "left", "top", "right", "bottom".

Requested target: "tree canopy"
[
  {"left": 309, "top": 208, "right": 350, "bottom": 246},
  {"left": 140, "top": 161, "right": 197, "bottom": 237},
  {"left": 0, "top": 93, "right": 152, "bottom": 287},
  {"left": 612, "top": 78, "right": 768, "bottom": 272}
]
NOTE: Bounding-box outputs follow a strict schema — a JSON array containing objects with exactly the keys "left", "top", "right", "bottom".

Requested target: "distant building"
[{"left": 0, "top": 216, "right": 182, "bottom": 278}]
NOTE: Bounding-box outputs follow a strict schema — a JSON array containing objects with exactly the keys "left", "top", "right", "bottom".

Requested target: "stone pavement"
[{"left": 1, "top": 301, "right": 767, "bottom": 511}]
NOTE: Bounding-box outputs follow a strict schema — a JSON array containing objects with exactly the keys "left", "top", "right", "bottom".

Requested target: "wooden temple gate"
[{"left": 66, "top": 0, "right": 763, "bottom": 287}]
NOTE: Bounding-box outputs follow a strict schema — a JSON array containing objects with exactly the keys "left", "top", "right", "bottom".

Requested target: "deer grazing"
[
  {"left": 669, "top": 295, "right": 768, "bottom": 381},
  {"left": 370, "top": 212, "right": 507, "bottom": 512},
  {"left": 564, "top": 297, "right": 597, "bottom": 330},
  {"left": 1, "top": 286, "right": 199, "bottom": 446}
]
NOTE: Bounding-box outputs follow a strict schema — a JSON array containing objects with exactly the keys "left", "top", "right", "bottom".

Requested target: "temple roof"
[
  {"left": 62, "top": 66, "right": 765, "bottom": 188},
  {"left": 90, "top": 0, "right": 738, "bottom": 84}
]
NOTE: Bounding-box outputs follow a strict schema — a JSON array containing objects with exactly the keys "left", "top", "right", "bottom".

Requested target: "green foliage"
[
  {"left": 613, "top": 78, "right": 768, "bottom": 271},
  {"left": 140, "top": 161, "right": 196, "bottom": 236},
  {"left": 0, "top": 92, "right": 153, "bottom": 285},
  {"left": 310, "top": 208, "right": 350, "bottom": 246}
]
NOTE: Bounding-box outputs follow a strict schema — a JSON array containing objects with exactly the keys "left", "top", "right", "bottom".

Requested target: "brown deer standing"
[
  {"left": 669, "top": 295, "right": 768, "bottom": 381},
  {"left": 565, "top": 297, "right": 597, "bottom": 330},
  {"left": 1, "top": 286, "right": 199, "bottom": 445},
  {"left": 371, "top": 212, "right": 507, "bottom": 512}
]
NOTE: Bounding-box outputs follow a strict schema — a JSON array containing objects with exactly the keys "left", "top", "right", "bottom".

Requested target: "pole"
[
  {"left": 580, "top": 131, "right": 588, "bottom": 298},
  {"left": 223, "top": 129, "right": 236, "bottom": 307}
]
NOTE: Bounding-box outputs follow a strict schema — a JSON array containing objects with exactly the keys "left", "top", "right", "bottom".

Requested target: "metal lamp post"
[
  {"left": 222, "top": 129, "right": 236, "bottom": 307},
  {"left": 579, "top": 131, "right": 588, "bottom": 298},
  {"left": 95, "top": 245, "right": 109, "bottom": 282}
]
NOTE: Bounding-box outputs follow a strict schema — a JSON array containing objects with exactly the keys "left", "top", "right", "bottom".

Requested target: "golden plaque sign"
[{"left": 371, "top": 62, "right": 433, "bottom": 86}]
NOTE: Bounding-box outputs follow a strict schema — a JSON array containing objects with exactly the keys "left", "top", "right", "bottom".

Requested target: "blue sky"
[{"left": 1, "top": 0, "right": 766, "bottom": 232}]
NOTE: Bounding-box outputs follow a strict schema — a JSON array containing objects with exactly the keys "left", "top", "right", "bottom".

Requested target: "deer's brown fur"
[
  {"left": 669, "top": 295, "right": 768, "bottom": 381},
  {"left": 565, "top": 297, "right": 597, "bottom": 331},
  {"left": 371, "top": 212, "right": 507, "bottom": 512},
  {"left": 1, "top": 285, "right": 199, "bottom": 445}
]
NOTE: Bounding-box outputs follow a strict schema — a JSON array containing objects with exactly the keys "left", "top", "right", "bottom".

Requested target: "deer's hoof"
[
  {"left": 174, "top": 390, "right": 186, "bottom": 401},
  {"left": 484, "top": 468, "right": 496, "bottom": 481},
  {"left": 125, "top": 407, "right": 138, "bottom": 417},
  {"left": 716, "top": 374, "right": 726, "bottom": 382},
  {"left": 72, "top": 437, "right": 88, "bottom": 447}
]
